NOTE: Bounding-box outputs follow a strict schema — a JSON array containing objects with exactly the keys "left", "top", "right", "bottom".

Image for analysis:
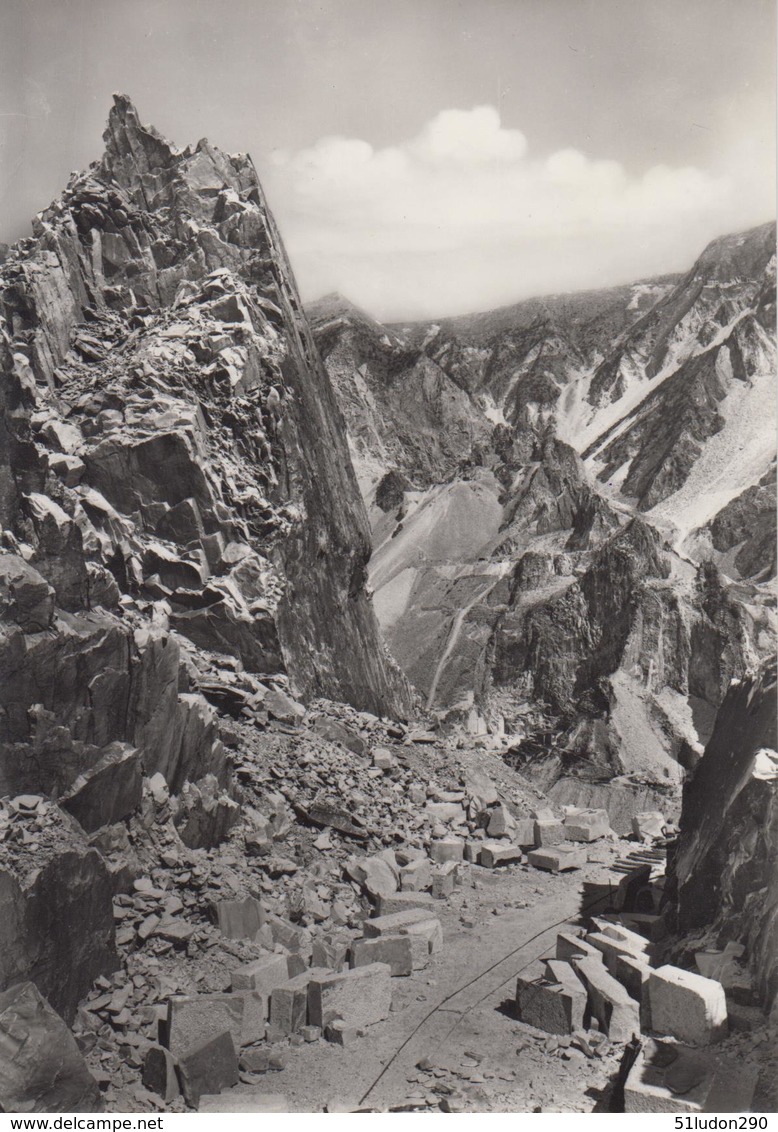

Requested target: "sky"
[{"left": 0, "top": 0, "right": 775, "bottom": 319}]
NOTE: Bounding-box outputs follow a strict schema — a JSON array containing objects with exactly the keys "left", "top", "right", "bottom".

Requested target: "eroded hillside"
[{"left": 308, "top": 226, "right": 776, "bottom": 805}]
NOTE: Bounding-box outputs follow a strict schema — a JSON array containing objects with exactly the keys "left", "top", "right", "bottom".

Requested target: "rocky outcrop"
[
  {"left": 0, "top": 981, "right": 102, "bottom": 1112},
  {"left": 1, "top": 95, "right": 413, "bottom": 801},
  {"left": 589, "top": 223, "right": 775, "bottom": 393},
  {"left": 497, "top": 525, "right": 765, "bottom": 788},
  {"left": 0, "top": 798, "right": 117, "bottom": 1023},
  {"left": 669, "top": 658, "right": 778, "bottom": 1011},
  {"left": 493, "top": 519, "right": 669, "bottom": 713},
  {"left": 0, "top": 588, "right": 228, "bottom": 800},
  {"left": 308, "top": 294, "right": 493, "bottom": 489},
  {"left": 589, "top": 308, "right": 775, "bottom": 513},
  {"left": 0, "top": 95, "right": 412, "bottom": 1027},
  {"left": 705, "top": 464, "right": 777, "bottom": 581},
  {"left": 1, "top": 94, "right": 409, "bottom": 731}
]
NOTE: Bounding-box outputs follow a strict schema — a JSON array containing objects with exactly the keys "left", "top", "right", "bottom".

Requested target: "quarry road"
[
  {"left": 426, "top": 569, "right": 508, "bottom": 710},
  {"left": 360, "top": 884, "right": 615, "bottom": 1110},
  {"left": 273, "top": 853, "right": 623, "bottom": 1112}
]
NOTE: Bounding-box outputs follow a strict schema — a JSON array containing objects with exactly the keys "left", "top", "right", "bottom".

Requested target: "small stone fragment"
[
  {"left": 177, "top": 1031, "right": 239, "bottom": 1108},
  {"left": 142, "top": 1045, "right": 180, "bottom": 1102},
  {"left": 350, "top": 934, "right": 413, "bottom": 976},
  {"left": 308, "top": 963, "right": 392, "bottom": 1031}
]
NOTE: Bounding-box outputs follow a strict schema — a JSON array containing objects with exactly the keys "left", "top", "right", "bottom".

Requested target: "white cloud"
[
  {"left": 412, "top": 106, "right": 527, "bottom": 164},
  {"left": 263, "top": 105, "right": 767, "bottom": 319}
]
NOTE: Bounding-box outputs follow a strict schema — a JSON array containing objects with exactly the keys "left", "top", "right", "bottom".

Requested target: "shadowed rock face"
[
  {"left": 0, "top": 801, "right": 117, "bottom": 1024},
  {"left": 670, "top": 658, "right": 778, "bottom": 1010},
  {"left": 706, "top": 464, "right": 777, "bottom": 582},
  {"left": 0, "top": 981, "right": 103, "bottom": 1112}
]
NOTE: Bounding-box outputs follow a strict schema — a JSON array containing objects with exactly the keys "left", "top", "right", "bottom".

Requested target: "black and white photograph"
[{"left": 0, "top": 0, "right": 775, "bottom": 1117}]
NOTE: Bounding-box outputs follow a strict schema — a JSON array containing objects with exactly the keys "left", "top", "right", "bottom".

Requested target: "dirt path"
[
  {"left": 270, "top": 848, "right": 627, "bottom": 1112},
  {"left": 426, "top": 571, "right": 507, "bottom": 710}
]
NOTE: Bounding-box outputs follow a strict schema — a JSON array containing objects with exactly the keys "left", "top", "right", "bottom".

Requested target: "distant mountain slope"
[{"left": 308, "top": 223, "right": 776, "bottom": 795}]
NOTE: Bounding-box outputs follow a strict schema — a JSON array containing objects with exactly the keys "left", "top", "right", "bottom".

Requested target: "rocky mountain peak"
[
  {"left": 99, "top": 94, "right": 180, "bottom": 198},
  {"left": 1, "top": 91, "right": 415, "bottom": 891},
  {"left": 690, "top": 221, "right": 776, "bottom": 284}
]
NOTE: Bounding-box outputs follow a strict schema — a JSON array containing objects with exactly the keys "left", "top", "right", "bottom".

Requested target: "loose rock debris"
[
  {"left": 1, "top": 727, "right": 761, "bottom": 1116},
  {"left": 0, "top": 702, "right": 722, "bottom": 1114}
]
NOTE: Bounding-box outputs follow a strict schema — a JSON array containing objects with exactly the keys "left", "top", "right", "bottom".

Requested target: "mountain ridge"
[{"left": 309, "top": 219, "right": 776, "bottom": 796}]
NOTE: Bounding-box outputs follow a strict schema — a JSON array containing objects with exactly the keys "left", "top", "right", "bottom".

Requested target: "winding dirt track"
[{"left": 425, "top": 571, "right": 507, "bottom": 710}]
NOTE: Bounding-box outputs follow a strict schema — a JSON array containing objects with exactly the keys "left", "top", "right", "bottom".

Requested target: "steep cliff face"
[
  {"left": 0, "top": 96, "right": 410, "bottom": 1011},
  {"left": 0, "top": 801, "right": 116, "bottom": 1023},
  {"left": 670, "top": 658, "right": 778, "bottom": 1010},
  {"left": 584, "top": 225, "right": 776, "bottom": 568},
  {"left": 704, "top": 464, "right": 777, "bottom": 582},
  {"left": 309, "top": 224, "right": 775, "bottom": 796},
  {"left": 497, "top": 528, "right": 763, "bottom": 792},
  {"left": 308, "top": 293, "right": 494, "bottom": 492},
  {"left": 1, "top": 94, "right": 409, "bottom": 721}
]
